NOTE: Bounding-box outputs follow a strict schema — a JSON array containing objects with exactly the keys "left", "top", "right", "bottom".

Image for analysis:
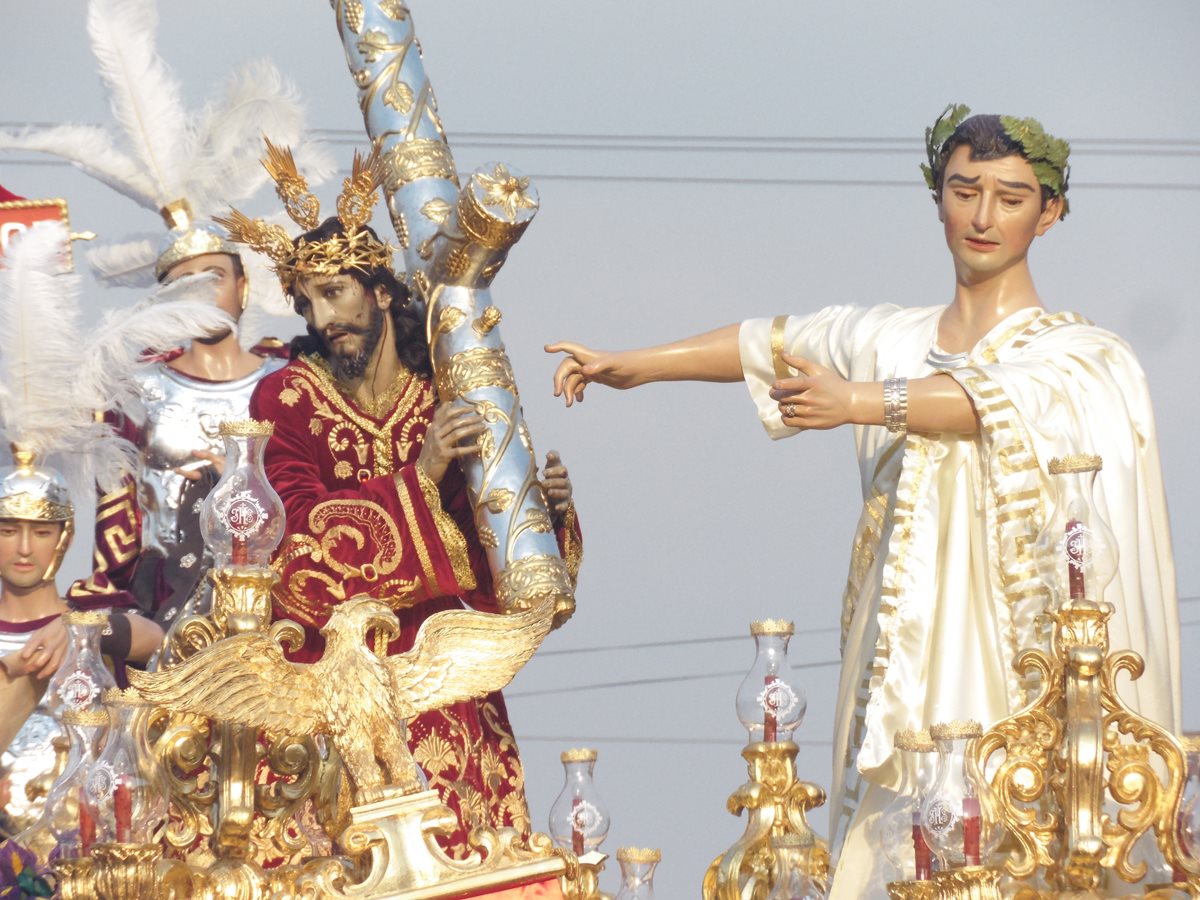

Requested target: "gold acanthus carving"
[
  {"left": 930, "top": 866, "right": 1003, "bottom": 900},
  {"left": 974, "top": 599, "right": 1200, "bottom": 893},
  {"left": 381, "top": 139, "right": 458, "bottom": 190},
  {"left": 435, "top": 345, "right": 517, "bottom": 400},
  {"left": 702, "top": 740, "right": 829, "bottom": 900},
  {"left": 495, "top": 554, "right": 576, "bottom": 629}
]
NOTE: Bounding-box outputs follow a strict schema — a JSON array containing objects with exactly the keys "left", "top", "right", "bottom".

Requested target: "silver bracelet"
[{"left": 883, "top": 377, "right": 909, "bottom": 433}]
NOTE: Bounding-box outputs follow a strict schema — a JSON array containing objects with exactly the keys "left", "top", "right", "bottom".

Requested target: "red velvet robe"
[{"left": 249, "top": 353, "right": 581, "bottom": 858}]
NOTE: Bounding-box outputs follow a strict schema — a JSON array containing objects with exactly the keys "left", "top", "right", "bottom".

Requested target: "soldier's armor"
[{"left": 132, "top": 357, "right": 286, "bottom": 626}]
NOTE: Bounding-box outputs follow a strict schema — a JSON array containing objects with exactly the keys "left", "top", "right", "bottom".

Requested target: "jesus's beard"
[{"left": 318, "top": 305, "right": 386, "bottom": 381}]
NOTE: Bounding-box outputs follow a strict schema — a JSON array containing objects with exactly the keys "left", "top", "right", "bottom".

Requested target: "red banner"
[{"left": 0, "top": 197, "right": 72, "bottom": 266}]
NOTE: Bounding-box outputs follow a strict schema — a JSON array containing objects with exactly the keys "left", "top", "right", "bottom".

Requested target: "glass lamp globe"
[{"left": 736, "top": 619, "right": 806, "bottom": 743}]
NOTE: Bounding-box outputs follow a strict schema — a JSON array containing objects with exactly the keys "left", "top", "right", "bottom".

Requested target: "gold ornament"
[
  {"left": 216, "top": 140, "right": 393, "bottom": 293},
  {"left": 130, "top": 595, "right": 555, "bottom": 805}
]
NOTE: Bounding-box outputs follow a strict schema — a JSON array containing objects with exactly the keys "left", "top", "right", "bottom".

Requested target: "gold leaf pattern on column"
[{"left": 483, "top": 488, "right": 513, "bottom": 514}]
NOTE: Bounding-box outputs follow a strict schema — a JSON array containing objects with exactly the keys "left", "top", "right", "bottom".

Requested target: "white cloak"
[{"left": 739, "top": 304, "right": 1180, "bottom": 899}]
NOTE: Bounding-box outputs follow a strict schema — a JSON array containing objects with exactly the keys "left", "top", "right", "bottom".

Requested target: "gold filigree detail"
[
  {"left": 1048, "top": 454, "right": 1103, "bottom": 475},
  {"left": 334, "top": 460, "right": 353, "bottom": 480},
  {"left": 617, "top": 847, "right": 661, "bottom": 864},
  {"left": 0, "top": 491, "right": 72, "bottom": 521},
  {"left": 435, "top": 346, "right": 516, "bottom": 400},
  {"left": 435, "top": 305, "right": 466, "bottom": 336},
  {"left": 495, "top": 555, "right": 574, "bottom": 627},
  {"left": 458, "top": 167, "right": 536, "bottom": 251},
  {"left": 342, "top": 0, "right": 364, "bottom": 32},
  {"left": 560, "top": 748, "right": 597, "bottom": 763},
  {"left": 929, "top": 720, "right": 983, "bottom": 740},
  {"left": 483, "top": 488, "right": 514, "bottom": 515},
  {"left": 421, "top": 197, "right": 452, "bottom": 224},
  {"left": 379, "top": 0, "right": 408, "bottom": 20},
  {"left": 62, "top": 609, "right": 108, "bottom": 626},
  {"left": 414, "top": 466, "right": 476, "bottom": 591},
  {"left": 217, "top": 142, "right": 390, "bottom": 293},
  {"left": 218, "top": 418, "right": 274, "bottom": 437},
  {"left": 473, "top": 305, "right": 502, "bottom": 336},
  {"left": 750, "top": 619, "right": 795, "bottom": 637},
  {"left": 279, "top": 387, "right": 300, "bottom": 407},
  {"left": 381, "top": 139, "right": 458, "bottom": 190},
  {"left": 894, "top": 729, "right": 935, "bottom": 753},
  {"left": 477, "top": 525, "right": 499, "bottom": 549}
]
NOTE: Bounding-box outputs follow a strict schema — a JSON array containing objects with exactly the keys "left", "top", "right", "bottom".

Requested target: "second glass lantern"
[
  {"left": 199, "top": 419, "right": 285, "bottom": 568},
  {"left": 736, "top": 619, "right": 806, "bottom": 743},
  {"left": 549, "top": 747, "right": 611, "bottom": 855}
]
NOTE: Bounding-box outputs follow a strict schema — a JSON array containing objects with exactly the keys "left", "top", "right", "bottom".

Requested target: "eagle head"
[{"left": 320, "top": 595, "right": 401, "bottom": 646}]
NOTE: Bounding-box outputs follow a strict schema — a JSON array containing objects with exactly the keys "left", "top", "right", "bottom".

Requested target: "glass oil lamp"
[
  {"left": 1033, "top": 454, "right": 1118, "bottom": 609},
  {"left": 736, "top": 619, "right": 806, "bottom": 743},
  {"left": 83, "top": 688, "right": 168, "bottom": 845},
  {"left": 880, "top": 729, "right": 938, "bottom": 883},
  {"left": 39, "top": 707, "right": 109, "bottom": 857},
  {"left": 549, "top": 748, "right": 611, "bottom": 854},
  {"left": 199, "top": 419, "right": 285, "bottom": 568},
  {"left": 766, "top": 833, "right": 824, "bottom": 900},
  {"left": 46, "top": 609, "right": 116, "bottom": 719},
  {"left": 920, "top": 720, "right": 1000, "bottom": 870},
  {"left": 614, "top": 846, "right": 660, "bottom": 900}
]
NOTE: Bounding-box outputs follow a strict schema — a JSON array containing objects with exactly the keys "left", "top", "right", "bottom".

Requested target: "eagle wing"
[
  {"left": 129, "top": 632, "right": 325, "bottom": 735},
  {"left": 386, "top": 598, "right": 554, "bottom": 718}
]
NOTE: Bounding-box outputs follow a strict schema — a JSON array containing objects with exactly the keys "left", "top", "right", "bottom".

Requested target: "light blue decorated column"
[{"left": 334, "top": 0, "right": 575, "bottom": 626}]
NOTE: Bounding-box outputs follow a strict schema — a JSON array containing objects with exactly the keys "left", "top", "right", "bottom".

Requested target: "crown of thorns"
[{"left": 215, "top": 138, "right": 392, "bottom": 292}]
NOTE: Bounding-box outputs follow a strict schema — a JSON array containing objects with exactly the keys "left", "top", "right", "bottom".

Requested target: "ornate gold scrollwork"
[
  {"left": 494, "top": 554, "right": 575, "bottom": 628},
  {"left": 380, "top": 139, "right": 458, "bottom": 190},
  {"left": 152, "top": 708, "right": 216, "bottom": 853},
  {"left": 702, "top": 741, "right": 829, "bottom": 900},
  {"left": 975, "top": 599, "right": 1200, "bottom": 894},
  {"left": 434, "top": 346, "right": 517, "bottom": 400}
]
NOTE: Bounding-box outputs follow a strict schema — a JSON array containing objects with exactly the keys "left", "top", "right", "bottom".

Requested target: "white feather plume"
[
  {"left": 0, "top": 222, "right": 236, "bottom": 495},
  {"left": 0, "top": 124, "right": 159, "bottom": 211},
  {"left": 86, "top": 0, "right": 188, "bottom": 206},
  {"left": 86, "top": 237, "right": 158, "bottom": 288},
  {"left": 0, "top": 222, "right": 89, "bottom": 461}
]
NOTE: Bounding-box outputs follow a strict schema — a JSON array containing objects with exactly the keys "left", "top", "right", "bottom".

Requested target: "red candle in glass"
[
  {"left": 79, "top": 804, "right": 96, "bottom": 854},
  {"left": 114, "top": 781, "right": 132, "bottom": 843},
  {"left": 1066, "top": 518, "right": 1086, "bottom": 600},
  {"left": 912, "top": 811, "right": 932, "bottom": 880},
  {"left": 962, "top": 796, "right": 981, "bottom": 866},
  {"left": 763, "top": 675, "right": 778, "bottom": 742},
  {"left": 571, "top": 797, "right": 584, "bottom": 855},
  {"left": 231, "top": 535, "right": 249, "bottom": 566}
]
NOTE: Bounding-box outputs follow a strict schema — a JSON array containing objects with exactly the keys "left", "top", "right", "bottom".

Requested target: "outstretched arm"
[
  {"left": 772, "top": 353, "right": 979, "bottom": 435},
  {"left": 546, "top": 324, "right": 742, "bottom": 406}
]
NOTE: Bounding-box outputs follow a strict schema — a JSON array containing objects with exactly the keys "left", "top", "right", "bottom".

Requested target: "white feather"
[
  {"left": 86, "top": 0, "right": 188, "bottom": 205},
  {"left": 0, "top": 222, "right": 89, "bottom": 461},
  {"left": 0, "top": 125, "right": 159, "bottom": 210},
  {"left": 86, "top": 238, "right": 158, "bottom": 288},
  {"left": 78, "top": 273, "right": 236, "bottom": 417},
  {"left": 0, "top": 224, "right": 238, "bottom": 494}
]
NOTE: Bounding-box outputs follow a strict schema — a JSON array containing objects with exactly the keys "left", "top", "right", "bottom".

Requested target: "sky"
[{"left": 2, "top": 1, "right": 1198, "bottom": 895}]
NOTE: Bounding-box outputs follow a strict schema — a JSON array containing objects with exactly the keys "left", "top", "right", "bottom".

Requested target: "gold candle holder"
[
  {"left": 886, "top": 879, "right": 938, "bottom": 899},
  {"left": 90, "top": 842, "right": 162, "bottom": 900},
  {"left": 931, "top": 866, "right": 1003, "bottom": 900},
  {"left": 50, "top": 856, "right": 95, "bottom": 900}
]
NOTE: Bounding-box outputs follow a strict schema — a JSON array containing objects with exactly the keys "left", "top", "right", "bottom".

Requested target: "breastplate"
[{"left": 136, "top": 358, "right": 286, "bottom": 561}]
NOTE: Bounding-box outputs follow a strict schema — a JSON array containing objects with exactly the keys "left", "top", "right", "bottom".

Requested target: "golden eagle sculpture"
[{"left": 129, "top": 596, "right": 554, "bottom": 804}]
